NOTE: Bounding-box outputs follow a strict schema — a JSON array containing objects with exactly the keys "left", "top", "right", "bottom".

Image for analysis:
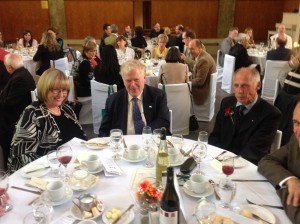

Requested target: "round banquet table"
[{"left": 2, "top": 136, "right": 292, "bottom": 224}]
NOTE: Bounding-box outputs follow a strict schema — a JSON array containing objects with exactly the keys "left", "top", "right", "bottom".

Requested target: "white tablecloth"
[
  {"left": 248, "top": 49, "right": 267, "bottom": 72},
  {"left": 3, "top": 136, "right": 292, "bottom": 224}
]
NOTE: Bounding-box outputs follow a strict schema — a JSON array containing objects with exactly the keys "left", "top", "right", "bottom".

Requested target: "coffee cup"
[
  {"left": 168, "top": 147, "right": 181, "bottom": 164},
  {"left": 190, "top": 174, "right": 208, "bottom": 194},
  {"left": 46, "top": 180, "right": 65, "bottom": 202},
  {"left": 73, "top": 193, "right": 97, "bottom": 212},
  {"left": 82, "top": 154, "right": 101, "bottom": 172},
  {"left": 127, "top": 144, "right": 141, "bottom": 160}
]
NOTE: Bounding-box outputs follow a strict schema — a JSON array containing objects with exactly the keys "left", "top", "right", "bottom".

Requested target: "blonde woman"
[
  {"left": 33, "top": 32, "right": 63, "bottom": 75},
  {"left": 152, "top": 34, "right": 169, "bottom": 60}
]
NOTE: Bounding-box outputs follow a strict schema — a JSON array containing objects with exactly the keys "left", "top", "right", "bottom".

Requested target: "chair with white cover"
[
  {"left": 270, "top": 130, "right": 282, "bottom": 152},
  {"left": 216, "top": 49, "right": 223, "bottom": 83},
  {"left": 30, "top": 89, "right": 38, "bottom": 102},
  {"left": 273, "top": 79, "right": 280, "bottom": 105},
  {"left": 221, "top": 54, "right": 236, "bottom": 94},
  {"left": 50, "top": 57, "right": 70, "bottom": 74},
  {"left": 193, "top": 72, "right": 217, "bottom": 122},
  {"left": 262, "top": 60, "right": 290, "bottom": 102},
  {"left": 158, "top": 82, "right": 191, "bottom": 135},
  {"left": 90, "top": 80, "right": 117, "bottom": 134},
  {"left": 68, "top": 75, "right": 76, "bottom": 102}
]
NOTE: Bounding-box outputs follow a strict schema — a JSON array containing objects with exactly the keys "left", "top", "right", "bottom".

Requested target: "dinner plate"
[
  {"left": 84, "top": 138, "right": 110, "bottom": 150},
  {"left": 20, "top": 162, "right": 50, "bottom": 178},
  {"left": 69, "top": 174, "right": 99, "bottom": 191},
  {"left": 102, "top": 206, "right": 135, "bottom": 224},
  {"left": 183, "top": 180, "right": 214, "bottom": 198},
  {"left": 43, "top": 187, "right": 73, "bottom": 207},
  {"left": 70, "top": 202, "right": 104, "bottom": 221},
  {"left": 238, "top": 204, "right": 276, "bottom": 224},
  {"left": 170, "top": 156, "right": 187, "bottom": 167},
  {"left": 123, "top": 151, "right": 147, "bottom": 163}
]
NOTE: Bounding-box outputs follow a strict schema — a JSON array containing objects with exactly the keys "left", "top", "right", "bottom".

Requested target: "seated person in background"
[
  {"left": 33, "top": 32, "right": 64, "bottom": 75},
  {"left": 0, "top": 31, "right": 7, "bottom": 48},
  {"left": 258, "top": 100, "right": 300, "bottom": 224},
  {"left": 115, "top": 35, "right": 135, "bottom": 65},
  {"left": 229, "top": 33, "right": 253, "bottom": 71},
  {"left": 158, "top": 46, "right": 188, "bottom": 84},
  {"left": 267, "top": 37, "right": 291, "bottom": 61},
  {"left": 99, "top": 23, "right": 111, "bottom": 53},
  {"left": 164, "top": 27, "right": 176, "bottom": 48},
  {"left": 95, "top": 45, "right": 124, "bottom": 90},
  {"left": 18, "top": 30, "right": 38, "bottom": 48},
  {"left": 180, "top": 29, "right": 196, "bottom": 72},
  {"left": 83, "top": 36, "right": 102, "bottom": 68},
  {"left": 189, "top": 39, "right": 216, "bottom": 106},
  {"left": 175, "top": 24, "right": 185, "bottom": 53},
  {"left": 0, "top": 53, "right": 36, "bottom": 169},
  {"left": 104, "top": 24, "right": 118, "bottom": 48},
  {"left": 71, "top": 41, "right": 101, "bottom": 97},
  {"left": 149, "top": 22, "right": 164, "bottom": 39},
  {"left": 99, "top": 60, "right": 170, "bottom": 137},
  {"left": 7, "top": 68, "right": 86, "bottom": 173},
  {"left": 283, "top": 47, "right": 300, "bottom": 95},
  {"left": 131, "top": 26, "right": 147, "bottom": 57},
  {"left": 122, "top": 25, "right": 134, "bottom": 41},
  {"left": 270, "top": 24, "right": 292, "bottom": 49},
  {"left": 219, "top": 27, "right": 238, "bottom": 67},
  {"left": 244, "top": 27, "right": 255, "bottom": 46},
  {"left": 209, "top": 67, "right": 281, "bottom": 165},
  {"left": 47, "top": 26, "right": 64, "bottom": 48},
  {"left": 152, "top": 34, "right": 169, "bottom": 60}
]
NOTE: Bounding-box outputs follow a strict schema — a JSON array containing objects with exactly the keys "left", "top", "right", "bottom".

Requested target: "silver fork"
[{"left": 246, "top": 199, "right": 284, "bottom": 209}]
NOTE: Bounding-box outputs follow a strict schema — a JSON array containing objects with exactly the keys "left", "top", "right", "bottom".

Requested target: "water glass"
[
  {"left": 192, "top": 142, "right": 207, "bottom": 174},
  {"left": 152, "top": 129, "right": 161, "bottom": 147},
  {"left": 171, "top": 134, "right": 183, "bottom": 151},
  {"left": 216, "top": 178, "right": 236, "bottom": 209},
  {"left": 110, "top": 129, "right": 123, "bottom": 160},
  {"left": 47, "top": 151, "right": 60, "bottom": 178},
  {"left": 194, "top": 197, "right": 216, "bottom": 224},
  {"left": 142, "top": 126, "right": 152, "bottom": 149},
  {"left": 198, "top": 131, "right": 208, "bottom": 144}
]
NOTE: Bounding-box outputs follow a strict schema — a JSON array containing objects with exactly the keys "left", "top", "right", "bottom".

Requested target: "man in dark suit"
[
  {"left": 266, "top": 37, "right": 291, "bottom": 61},
  {"left": 258, "top": 100, "right": 300, "bottom": 223},
  {"left": 175, "top": 24, "right": 184, "bottom": 53},
  {"left": 209, "top": 67, "right": 281, "bottom": 165},
  {"left": 149, "top": 22, "right": 164, "bottom": 39},
  {"left": 0, "top": 53, "right": 36, "bottom": 169},
  {"left": 99, "top": 60, "right": 170, "bottom": 137},
  {"left": 229, "top": 33, "right": 253, "bottom": 72}
]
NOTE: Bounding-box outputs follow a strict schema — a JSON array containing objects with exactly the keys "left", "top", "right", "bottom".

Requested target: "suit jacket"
[
  {"left": 266, "top": 47, "right": 291, "bottom": 61},
  {"left": 258, "top": 135, "right": 300, "bottom": 223},
  {"left": 99, "top": 85, "right": 170, "bottom": 137},
  {"left": 176, "top": 33, "right": 184, "bottom": 53},
  {"left": 191, "top": 50, "right": 216, "bottom": 105},
  {"left": 0, "top": 67, "right": 36, "bottom": 136},
  {"left": 208, "top": 95, "right": 281, "bottom": 165},
  {"left": 229, "top": 43, "right": 253, "bottom": 71}
]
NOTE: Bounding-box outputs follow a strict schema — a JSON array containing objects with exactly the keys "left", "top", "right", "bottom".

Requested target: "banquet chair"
[
  {"left": 169, "top": 109, "right": 173, "bottom": 134},
  {"left": 221, "top": 54, "right": 236, "bottom": 94},
  {"left": 50, "top": 57, "right": 70, "bottom": 74},
  {"left": 90, "top": 80, "right": 117, "bottom": 134},
  {"left": 216, "top": 49, "right": 223, "bottom": 83},
  {"left": 68, "top": 75, "right": 76, "bottom": 102},
  {"left": 270, "top": 130, "right": 282, "bottom": 153},
  {"left": 262, "top": 60, "right": 290, "bottom": 102},
  {"left": 30, "top": 89, "right": 38, "bottom": 102},
  {"left": 158, "top": 82, "right": 191, "bottom": 135},
  {"left": 193, "top": 72, "right": 217, "bottom": 122},
  {"left": 273, "top": 79, "right": 280, "bottom": 105}
]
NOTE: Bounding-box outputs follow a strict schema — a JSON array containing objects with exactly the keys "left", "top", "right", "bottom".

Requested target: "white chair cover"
[
  {"left": 90, "top": 80, "right": 117, "bottom": 134},
  {"left": 158, "top": 82, "right": 191, "bottom": 135},
  {"left": 193, "top": 72, "right": 217, "bottom": 122},
  {"left": 270, "top": 130, "right": 282, "bottom": 152},
  {"left": 216, "top": 49, "right": 223, "bottom": 83},
  {"left": 77, "top": 96, "right": 92, "bottom": 125},
  {"left": 221, "top": 54, "right": 236, "bottom": 94},
  {"left": 169, "top": 109, "right": 173, "bottom": 134},
  {"left": 262, "top": 60, "right": 290, "bottom": 102},
  {"left": 30, "top": 89, "right": 38, "bottom": 102},
  {"left": 51, "top": 57, "right": 70, "bottom": 73},
  {"left": 68, "top": 76, "right": 75, "bottom": 102},
  {"left": 273, "top": 79, "right": 280, "bottom": 105}
]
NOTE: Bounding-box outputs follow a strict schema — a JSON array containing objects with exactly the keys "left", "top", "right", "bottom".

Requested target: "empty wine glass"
[
  {"left": 216, "top": 178, "right": 236, "bottom": 209},
  {"left": 152, "top": 129, "right": 161, "bottom": 147},
  {"left": 47, "top": 151, "right": 60, "bottom": 178},
  {"left": 0, "top": 171, "right": 12, "bottom": 212},
  {"left": 192, "top": 142, "right": 207, "bottom": 174},
  {"left": 198, "top": 131, "right": 208, "bottom": 145},
  {"left": 56, "top": 146, "right": 72, "bottom": 180},
  {"left": 194, "top": 197, "right": 216, "bottom": 224},
  {"left": 222, "top": 156, "right": 234, "bottom": 179},
  {"left": 143, "top": 126, "right": 154, "bottom": 168},
  {"left": 171, "top": 134, "right": 183, "bottom": 151},
  {"left": 110, "top": 129, "right": 123, "bottom": 160}
]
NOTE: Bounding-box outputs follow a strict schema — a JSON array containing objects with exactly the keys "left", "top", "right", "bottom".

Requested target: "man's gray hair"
[
  {"left": 237, "top": 33, "right": 249, "bottom": 44},
  {"left": 4, "top": 53, "right": 24, "bottom": 69},
  {"left": 110, "top": 24, "right": 118, "bottom": 34},
  {"left": 120, "top": 59, "right": 145, "bottom": 78},
  {"left": 234, "top": 67, "right": 260, "bottom": 85}
]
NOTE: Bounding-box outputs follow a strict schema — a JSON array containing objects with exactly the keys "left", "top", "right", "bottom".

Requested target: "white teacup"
[
  {"left": 127, "top": 144, "right": 141, "bottom": 160},
  {"left": 190, "top": 174, "right": 208, "bottom": 194},
  {"left": 82, "top": 154, "right": 101, "bottom": 172},
  {"left": 47, "top": 180, "right": 65, "bottom": 202},
  {"left": 168, "top": 147, "right": 181, "bottom": 164}
]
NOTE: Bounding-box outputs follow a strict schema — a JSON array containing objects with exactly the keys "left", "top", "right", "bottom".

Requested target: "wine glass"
[
  {"left": 145, "top": 51, "right": 151, "bottom": 60},
  {"left": 192, "top": 142, "right": 207, "bottom": 174},
  {"left": 198, "top": 131, "right": 208, "bottom": 145},
  {"left": 194, "top": 197, "right": 216, "bottom": 224},
  {"left": 143, "top": 126, "right": 154, "bottom": 168},
  {"left": 216, "top": 178, "right": 236, "bottom": 209},
  {"left": 171, "top": 134, "right": 183, "bottom": 151},
  {"left": 221, "top": 156, "right": 234, "bottom": 179},
  {"left": 47, "top": 151, "right": 60, "bottom": 178},
  {"left": 110, "top": 129, "right": 123, "bottom": 160},
  {"left": 0, "top": 171, "right": 12, "bottom": 212},
  {"left": 152, "top": 129, "right": 161, "bottom": 147},
  {"left": 56, "top": 146, "right": 72, "bottom": 180}
]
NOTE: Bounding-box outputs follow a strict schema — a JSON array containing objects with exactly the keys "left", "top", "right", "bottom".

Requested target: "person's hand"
[
  {"left": 286, "top": 178, "right": 300, "bottom": 207},
  {"left": 180, "top": 53, "right": 186, "bottom": 61}
]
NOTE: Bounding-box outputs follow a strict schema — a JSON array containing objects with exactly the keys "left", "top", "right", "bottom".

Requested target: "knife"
[
  {"left": 25, "top": 166, "right": 50, "bottom": 174},
  {"left": 232, "top": 179, "right": 268, "bottom": 182},
  {"left": 252, "top": 213, "right": 272, "bottom": 224},
  {"left": 112, "top": 204, "right": 134, "bottom": 224},
  {"left": 11, "top": 186, "right": 41, "bottom": 195}
]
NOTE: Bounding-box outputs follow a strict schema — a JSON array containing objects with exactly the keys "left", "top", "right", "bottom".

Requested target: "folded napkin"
[
  {"left": 102, "top": 157, "right": 123, "bottom": 176},
  {"left": 210, "top": 159, "right": 223, "bottom": 173}
]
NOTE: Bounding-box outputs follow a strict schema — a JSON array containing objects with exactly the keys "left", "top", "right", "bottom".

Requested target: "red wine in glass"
[
  {"left": 0, "top": 187, "right": 6, "bottom": 196},
  {"left": 222, "top": 165, "right": 234, "bottom": 175},
  {"left": 221, "top": 156, "right": 234, "bottom": 177},
  {"left": 58, "top": 155, "right": 72, "bottom": 167}
]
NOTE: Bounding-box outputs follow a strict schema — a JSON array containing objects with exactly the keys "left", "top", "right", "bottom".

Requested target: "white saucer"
[
  {"left": 170, "top": 156, "right": 186, "bottom": 167},
  {"left": 237, "top": 204, "right": 275, "bottom": 224},
  {"left": 89, "top": 165, "right": 104, "bottom": 174},
  {"left": 20, "top": 162, "right": 50, "bottom": 179},
  {"left": 183, "top": 180, "right": 214, "bottom": 198},
  {"left": 102, "top": 206, "right": 135, "bottom": 224},
  {"left": 123, "top": 151, "right": 147, "bottom": 163},
  {"left": 71, "top": 202, "right": 104, "bottom": 221},
  {"left": 69, "top": 174, "right": 99, "bottom": 191},
  {"left": 85, "top": 137, "right": 110, "bottom": 149},
  {"left": 44, "top": 187, "right": 73, "bottom": 206}
]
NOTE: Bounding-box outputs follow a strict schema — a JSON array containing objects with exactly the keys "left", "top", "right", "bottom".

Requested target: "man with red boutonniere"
[{"left": 208, "top": 67, "right": 281, "bottom": 165}]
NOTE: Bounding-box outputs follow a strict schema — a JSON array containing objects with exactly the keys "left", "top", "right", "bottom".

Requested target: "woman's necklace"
[{"left": 48, "top": 107, "right": 61, "bottom": 116}]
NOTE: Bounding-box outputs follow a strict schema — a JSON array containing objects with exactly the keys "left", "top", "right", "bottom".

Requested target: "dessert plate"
[
  {"left": 84, "top": 138, "right": 110, "bottom": 150},
  {"left": 102, "top": 206, "right": 135, "bottom": 224},
  {"left": 20, "top": 162, "right": 50, "bottom": 178}
]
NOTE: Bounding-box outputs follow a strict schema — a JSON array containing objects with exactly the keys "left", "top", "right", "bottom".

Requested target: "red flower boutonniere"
[{"left": 224, "top": 107, "right": 234, "bottom": 124}]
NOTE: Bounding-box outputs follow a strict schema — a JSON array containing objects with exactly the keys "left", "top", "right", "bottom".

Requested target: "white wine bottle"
[
  {"left": 156, "top": 127, "right": 169, "bottom": 187},
  {"left": 159, "top": 167, "right": 180, "bottom": 224}
]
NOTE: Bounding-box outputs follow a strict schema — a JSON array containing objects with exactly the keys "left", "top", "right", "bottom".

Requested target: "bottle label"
[{"left": 159, "top": 208, "right": 178, "bottom": 224}]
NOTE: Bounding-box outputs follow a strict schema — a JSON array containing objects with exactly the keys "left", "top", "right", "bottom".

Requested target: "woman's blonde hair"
[
  {"left": 40, "top": 32, "right": 61, "bottom": 52},
  {"left": 82, "top": 41, "right": 97, "bottom": 54},
  {"left": 157, "top": 34, "right": 169, "bottom": 44},
  {"left": 37, "top": 68, "right": 70, "bottom": 103}
]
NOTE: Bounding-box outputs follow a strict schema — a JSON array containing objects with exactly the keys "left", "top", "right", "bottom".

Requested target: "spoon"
[{"left": 209, "top": 179, "right": 220, "bottom": 200}]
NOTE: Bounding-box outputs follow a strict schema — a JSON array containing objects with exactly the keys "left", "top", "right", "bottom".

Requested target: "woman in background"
[
  {"left": 152, "top": 34, "right": 169, "bottom": 60},
  {"left": 131, "top": 26, "right": 147, "bottom": 58},
  {"left": 47, "top": 26, "right": 64, "bottom": 48},
  {"left": 7, "top": 68, "right": 86, "bottom": 173},
  {"left": 115, "top": 35, "right": 135, "bottom": 65},
  {"left": 18, "top": 30, "right": 38, "bottom": 48},
  {"left": 244, "top": 27, "right": 255, "bottom": 46}
]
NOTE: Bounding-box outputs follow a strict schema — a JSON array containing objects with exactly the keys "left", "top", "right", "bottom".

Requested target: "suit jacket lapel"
[{"left": 142, "top": 86, "right": 154, "bottom": 125}]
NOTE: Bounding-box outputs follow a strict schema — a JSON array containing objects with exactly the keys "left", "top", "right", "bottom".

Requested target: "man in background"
[
  {"left": 99, "top": 23, "right": 111, "bottom": 53},
  {"left": 175, "top": 24, "right": 184, "bottom": 53},
  {"left": 270, "top": 24, "right": 293, "bottom": 49},
  {"left": 104, "top": 24, "right": 119, "bottom": 48},
  {"left": 181, "top": 29, "right": 196, "bottom": 71},
  {"left": 219, "top": 27, "right": 238, "bottom": 67}
]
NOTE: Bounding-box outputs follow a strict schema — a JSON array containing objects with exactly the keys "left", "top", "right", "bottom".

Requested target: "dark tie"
[
  {"left": 238, "top": 105, "right": 246, "bottom": 117},
  {"left": 132, "top": 98, "right": 144, "bottom": 134}
]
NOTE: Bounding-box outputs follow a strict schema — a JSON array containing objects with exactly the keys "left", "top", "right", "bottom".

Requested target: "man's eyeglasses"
[{"left": 51, "top": 89, "right": 68, "bottom": 94}]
